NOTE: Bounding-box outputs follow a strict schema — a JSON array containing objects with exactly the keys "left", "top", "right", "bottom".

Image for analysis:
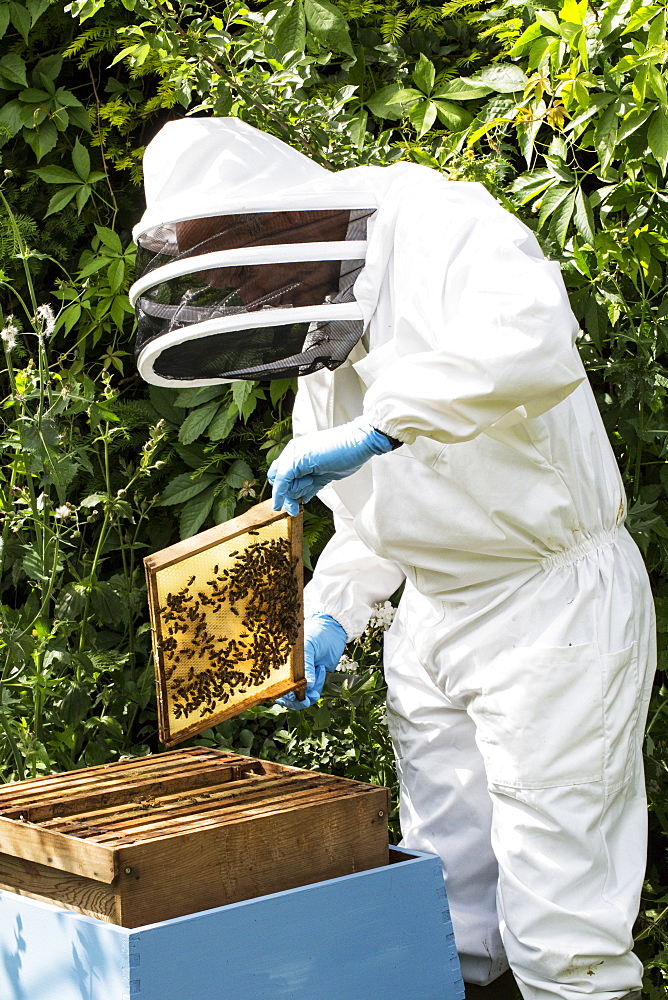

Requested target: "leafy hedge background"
[{"left": 0, "top": 0, "right": 666, "bottom": 992}]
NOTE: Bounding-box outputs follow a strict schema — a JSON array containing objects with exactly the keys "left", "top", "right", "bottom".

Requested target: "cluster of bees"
[{"left": 159, "top": 535, "right": 300, "bottom": 720}]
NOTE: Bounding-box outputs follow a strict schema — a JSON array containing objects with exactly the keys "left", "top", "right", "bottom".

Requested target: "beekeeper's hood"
[{"left": 130, "top": 117, "right": 379, "bottom": 386}]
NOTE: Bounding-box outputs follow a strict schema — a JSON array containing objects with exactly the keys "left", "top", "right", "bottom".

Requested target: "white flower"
[
  {"left": 54, "top": 505, "right": 72, "bottom": 519},
  {"left": 368, "top": 600, "right": 396, "bottom": 631},
  {"left": 36, "top": 304, "right": 56, "bottom": 337},
  {"left": 1, "top": 316, "right": 19, "bottom": 351},
  {"left": 336, "top": 654, "right": 359, "bottom": 673}
]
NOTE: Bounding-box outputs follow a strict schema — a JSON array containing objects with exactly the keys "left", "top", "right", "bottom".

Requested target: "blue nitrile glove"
[
  {"left": 268, "top": 417, "right": 395, "bottom": 516},
  {"left": 277, "top": 613, "right": 347, "bottom": 710}
]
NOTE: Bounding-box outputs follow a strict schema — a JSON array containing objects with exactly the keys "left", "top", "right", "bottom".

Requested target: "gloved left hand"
[
  {"left": 277, "top": 613, "right": 347, "bottom": 710},
  {"left": 268, "top": 416, "right": 395, "bottom": 516}
]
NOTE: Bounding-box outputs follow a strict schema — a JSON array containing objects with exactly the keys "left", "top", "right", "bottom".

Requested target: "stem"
[
  {"left": 0, "top": 709, "right": 24, "bottom": 781},
  {"left": 78, "top": 508, "right": 111, "bottom": 661},
  {"left": 633, "top": 401, "right": 643, "bottom": 502},
  {"left": 0, "top": 192, "right": 37, "bottom": 314},
  {"left": 88, "top": 62, "right": 119, "bottom": 224},
  {"left": 635, "top": 904, "right": 668, "bottom": 942}
]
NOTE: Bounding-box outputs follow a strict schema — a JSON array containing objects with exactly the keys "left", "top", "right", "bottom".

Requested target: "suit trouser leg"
[
  {"left": 383, "top": 569, "right": 652, "bottom": 999},
  {"left": 384, "top": 616, "right": 507, "bottom": 986}
]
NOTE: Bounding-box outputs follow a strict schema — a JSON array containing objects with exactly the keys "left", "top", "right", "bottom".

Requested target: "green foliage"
[{"left": 0, "top": 0, "right": 666, "bottom": 989}]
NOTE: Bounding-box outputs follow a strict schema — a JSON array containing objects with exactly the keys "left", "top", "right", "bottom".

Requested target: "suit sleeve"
[
  {"left": 360, "top": 200, "right": 585, "bottom": 445},
  {"left": 303, "top": 509, "right": 405, "bottom": 641},
  {"left": 292, "top": 376, "right": 405, "bottom": 640}
]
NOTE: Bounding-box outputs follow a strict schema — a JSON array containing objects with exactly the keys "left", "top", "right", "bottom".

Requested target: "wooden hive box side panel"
[
  {"left": 0, "top": 853, "right": 120, "bottom": 923},
  {"left": 0, "top": 816, "right": 117, "bottom": 882},
  {"left": 114, "top": 786, "right": 391, "bottom": 928}
]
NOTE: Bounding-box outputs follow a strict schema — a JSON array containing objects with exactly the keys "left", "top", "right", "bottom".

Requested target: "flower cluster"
[
  {"left": 368, "top": 600, "right": 396, "bottom": 631},
  {"left": 335, "top": 653, "right": 360, "bottom": 673},
  {"left": 1, "top": 316, "right": 19, "bottom": 352}
]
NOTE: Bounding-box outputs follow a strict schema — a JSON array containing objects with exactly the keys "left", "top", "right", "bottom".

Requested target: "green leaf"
[
  {"left": 433, "top": 99, "right": 472, "bottom": 131},
  {"left": 348, "top": 109, "right": 367, "bottom": 149},
  {"left": 617, "top": 106, "right": 653, "bottom": 144},
  {"left": 60, "top": 685, "right": 92, "bottom": 726},
  {"left": 32, "top": 164, "right": 79, "bottom": 183},
  {"left": 276, "top": 0, "right": 306, "bottom": 53},
  {"left": 107, "top": 257, "right": 125, "bottom": 292},
  {"left": 648, "top": 108, "right": 668, "bottom": 172},
  {"left": 207, "top": 402, "right": 238, "bottom": 441},
  {"left": 80, "top": 492, "right": 107, "bottom": 507},
  {"left": 549, "top": 190, "right": 576, "bottom": 247},
  {"left": 304, "top": 0, "right": 353, "bottom": 57},
  {"left": 23, "top": 538, "right": 61, "bottom": 583},
  {"left": 574, "top": 187, "right": 595, "bottom": 246},
  {"left": 180, "top": 484, "right": 216, "bottom": 539},
  {"left": 0, "top": 6, "right": 9, "bottom": 37},
  {"left": 0, "top": 53, "right": 28, "bottom": 88},
  {"left": 25, "top": 120, "right": 58, "bottom": 162},
  {"left": 510, "top": 169, "right": 554, "bottom": 203},
  {"left": 175, "top": 385, "right": 225, "bottom": 408},
  {"left": 560, "top": 0, "right": 587, "bottom": 25},
  {"left": 9, "top": 2, "right": 31, "bottom": 44},
  {"left": 160, "top": 472, "right": 217, "bottom": 506},
  {"left": 269, "top": 378, "right": 295, "bottom": 406},
  {"left": 648, "top": 63, "right": 667, "bottom": 104},
  {"left": 471, "top": 63, "right": 528, "bottom": 94},
  {"left": 78, "top": 256, "right": 110, "bottom": 278},
  {"left": 623, "top": 3, "right": 661, "bottom": 34},
  {"left": 149, "top": 385, "right": 184, "bottom": 424},
  {"left": 18, "top": 88, "right": 50, "bottom": 102},
  {"left": 599, "top": 0, "right": 633, "bottom": 38},
  {"left": 178, "top": 399, "right": 221, "bottom": 445},
  {"left": 54, "top": 583, "right": 87, "bottom": 620},
  {"left": 231, "top": 380, "right": 259, "bottom": 422},
  {"left": 0, "top": 99, "right": 24, "bottom": 138},
  {"left": 366, "top": 83, "right": 421, "bottom": 119},
  {"left": 509, "top": 21, "right": 542, "bottom": 56},
  {"left": 75, "top": 183, "right": 92, "bottom": 214},
  {"left": 226, "top": 458, "right": 254, "bottom": 489},
  {"left": 33, "top": 54, "right": 62, "bottom": 85},
  {"left": 433, "top": 78, "right": 491, "bottom": 101},
  {"left": 594, "top": 101, "right": 619, "bottom": 171},
  {"left": 408, "top": 99, "right": 437, "bottom": 138},
  {"left": 26, "top": 0, "right": 51, "bottom": 26},
  {"left": 535, "top": 8, "right": 560, "bottom": 33},
  {"left": 56, "top": 87, "right": 84, "bottom": 109},
  {"left": 412, "top": 53, "right": 435, "bottom": 97},
  {"left": 91, "top": 581, "right": 128, "bottom": 625},
  {"left": 72, "top": 138, "right": 90, "bottom": 180},
  {"left": 95, "top": 225, "right": 122, "bottom": 254},
  {"left": 538, "top": 183, "right": 575, "bottom": 229}
]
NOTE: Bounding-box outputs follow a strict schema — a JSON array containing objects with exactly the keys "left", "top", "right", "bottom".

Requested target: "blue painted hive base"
[{"left": 0, "top": 846, "right": 464, "bottom": 1000}]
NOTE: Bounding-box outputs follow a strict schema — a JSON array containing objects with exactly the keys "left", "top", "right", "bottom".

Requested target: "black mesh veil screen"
[
  {"left": 134, "top": 209, "right": 374, "bottom": 382},
  {"left": 150, "top": 319, "right": 366, "bottom": 381}
]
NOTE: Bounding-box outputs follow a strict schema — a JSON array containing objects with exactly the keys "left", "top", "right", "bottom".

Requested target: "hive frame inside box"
[
  {"left": 144, "top": 499, "right": 305, "bottom": 746},
  {"left": 0, "top": 847, "right": 464, "bottom": 1000}
]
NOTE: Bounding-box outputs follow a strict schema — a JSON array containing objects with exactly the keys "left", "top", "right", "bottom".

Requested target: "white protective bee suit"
[
  {"left": 132, "top": 118, "right": 655, "bottom": 1000},
  {"left": 291, "top": 167, "right": 655, "bottom": 1000}
]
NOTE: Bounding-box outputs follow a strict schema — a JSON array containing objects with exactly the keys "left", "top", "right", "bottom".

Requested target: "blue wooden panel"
[
  {"left": 0, "top": 849, "right": 463, "bottom": 1000},
  {"left": 0, "top": 891, "right": 130, "bottom": 1000},
  {"left": 132, "top": 848, "right": 464, "bottom": 1000}
]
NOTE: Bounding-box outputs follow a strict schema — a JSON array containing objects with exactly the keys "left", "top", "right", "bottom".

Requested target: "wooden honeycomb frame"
[{"left": 144, "top": 500, "right": 305, "bottom": 746}]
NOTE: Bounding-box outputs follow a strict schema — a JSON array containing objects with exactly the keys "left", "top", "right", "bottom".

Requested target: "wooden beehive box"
[
  {"left": 145, "top": 499, "right": 306, "bottom": 746},
  {"left": 0, "top": 748, "right": 390, "bottom": 928}
]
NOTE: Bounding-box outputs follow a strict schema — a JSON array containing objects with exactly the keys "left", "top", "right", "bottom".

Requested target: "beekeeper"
[{"left": 131, "top": 117, "right": 655, "bottom": 1000}]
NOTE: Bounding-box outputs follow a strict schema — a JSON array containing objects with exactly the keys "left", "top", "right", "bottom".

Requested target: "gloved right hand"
[{"left": 277, "top": 613, "right": 347, "bottom": 710}]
